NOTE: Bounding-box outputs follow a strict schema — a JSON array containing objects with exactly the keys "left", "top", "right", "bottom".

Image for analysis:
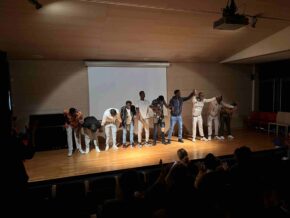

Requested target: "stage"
[{"left": 25, "top": 129, "right": 276, "bottom": 183}]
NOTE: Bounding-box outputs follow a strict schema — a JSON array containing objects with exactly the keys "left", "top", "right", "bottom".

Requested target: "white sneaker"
[
  {"left": 208, "top": 136, "right": 212, "bottom": 141},
  {"left": 78, "top": 149, "right": 85, "bottom": 154},
  {"left": 95, "top": 146, "right": 101, "bottom": 153},
  {"left": 67, "top": 150, "right": 73, "bottom": 157},
  {"left": 200, "top": 137, "right": 208, "bottom": 141},
  {"left": 112, "top": 145, "right": 118, "bottom": 150},
  {"left": 219, "top": 136, "right": 225, "bottom": 140},
  {"left": 228, "top": 135, "right": 234, "bottom": 140},
  {"left": 214, "top": 136, "right": 221, "bottom": 140},
  {"left": 105, "top": 145, "right": 109, "bottom": 151},
  {"left": 192, "top": 138, "right": 196, "bottom": 142}
]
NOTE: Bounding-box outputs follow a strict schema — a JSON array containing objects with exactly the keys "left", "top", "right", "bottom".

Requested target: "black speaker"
[{"left": 29, "top": 114, "right": 67, "bottom": 151}]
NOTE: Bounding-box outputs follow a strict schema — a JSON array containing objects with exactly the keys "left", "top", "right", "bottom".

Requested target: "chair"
[
  {"left": 54, "top": 181, "right": 87, "bottom": 217},
  {"left": 28, "top": 184, "right": 52, "bottom": 201},
  {"left": 55, "top": 180, "right": 86, "bottom": 200},
  {"left": 144, "top": 168, "right": 161, "bottom": 188},
  {"left": 88, "top": 176, "right": 117, "bottom": 204},
  {"left": 268, "top": 112, "right": 290, "bottom": 136}
]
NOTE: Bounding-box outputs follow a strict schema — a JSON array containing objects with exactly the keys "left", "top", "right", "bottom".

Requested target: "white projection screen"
[{"left": 88, "top": 67, "right": 167, "bottom": 119}]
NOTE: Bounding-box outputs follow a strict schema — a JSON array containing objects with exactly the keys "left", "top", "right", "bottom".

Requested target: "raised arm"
[
  {"left": 204, "top": 97, "right": 217, "bottom": 103},
  {"left": 182, "top": 90, "right": 195, "bottom": 102},
  {"left": 221, "top": 101, "right": 235, "bottom": 109}
]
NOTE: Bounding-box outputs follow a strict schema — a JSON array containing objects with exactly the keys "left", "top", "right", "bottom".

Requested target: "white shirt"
[
  {"left": 208, "top": 100, "right": 234, "bottom": 117},
  {"left": 101, "top": 108, "right": 120, "bottom": 126},
  {"left": 135, "top": 99, "right": 150, "bottom": 119},
  {"left": 192, "top": 96, "right": 215, "bottom": 117},
  {"left": 126, "top": 108, "right": 132, "bottom": 124}
]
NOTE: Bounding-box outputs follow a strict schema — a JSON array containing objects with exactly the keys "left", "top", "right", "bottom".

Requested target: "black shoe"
[
  {"left": 162, "top": 141, "right": 168, "bottom": 145},
  {"left": 167, "top": 139, "right": 171, "bottom": 144},
  {"left": 178, "top": 139, "right": 184, "bottom": 143},
  {"left": 122, "top": 144, "right": 127, "bottom": 148},
  {"left": 153, "top": 141, "right": 157, "bottom": 146}
]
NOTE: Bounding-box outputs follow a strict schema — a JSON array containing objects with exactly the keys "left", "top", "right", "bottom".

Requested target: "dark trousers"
[
  {"left": 219, "top": 113, "right": 231, "bottom": 136},
  {"left": 153, "top": 119, "right": 166, "bottom": 143}
]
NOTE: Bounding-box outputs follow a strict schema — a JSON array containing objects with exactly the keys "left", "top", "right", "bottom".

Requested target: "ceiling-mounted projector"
[{"left": 213, "top": 0, "right": 249, "bottom": 30}]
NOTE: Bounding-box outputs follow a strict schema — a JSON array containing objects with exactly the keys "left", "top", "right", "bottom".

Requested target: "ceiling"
[
  {"left": 223, "top": 49, "right": 290, "bottom": 64},
  {"left": 1, "top": 0, "right": 290, "bottom": 62}
]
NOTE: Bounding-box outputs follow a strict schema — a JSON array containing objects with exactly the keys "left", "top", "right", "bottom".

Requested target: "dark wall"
[
  {"left": 0, "top": 51, "right": 12, "bottom": 140},
  {"left": 258, "top": 60, "right": 290, "bottom": 112}
]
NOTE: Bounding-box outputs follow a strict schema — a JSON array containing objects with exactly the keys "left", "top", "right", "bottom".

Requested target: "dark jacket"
[
  {"left": 169, "top": 93, "right": 194, "bottom": 116},
  {"left": 120, "top": 105, "right": 136, "bottom": 127}
]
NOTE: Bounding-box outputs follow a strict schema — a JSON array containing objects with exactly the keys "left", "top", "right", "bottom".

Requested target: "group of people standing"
[{"left": 64, "top": 90, "right": 237, "bottom": 156}]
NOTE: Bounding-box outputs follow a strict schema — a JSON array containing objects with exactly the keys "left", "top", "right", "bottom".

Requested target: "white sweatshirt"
[
  {"left": 101, "top": 108, "right": 121, "bottom": 126},
  {"left": 192, "top": 96, "right": 216, "bottom": 117},
  {"left": 208, "top": 100, "right": 234, "bottom": 117}
]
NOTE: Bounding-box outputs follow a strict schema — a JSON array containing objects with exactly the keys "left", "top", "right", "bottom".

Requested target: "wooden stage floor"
[{"left": 25, "top": 129, "right": 275, "bottom": 183}]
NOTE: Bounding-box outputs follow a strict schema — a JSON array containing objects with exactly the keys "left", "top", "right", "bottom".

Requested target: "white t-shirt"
[
  {"left": 101, "top": 108, "right": 120, "bottom": 126},
  {"left": 135, "top": 99, "right": 150, "bottom": 119},
  {"left": 208, "top": 100, "right": 234, "bottom": 117},
  {"left": 192, "top": 96, "right": 215, "bottom": 117}
]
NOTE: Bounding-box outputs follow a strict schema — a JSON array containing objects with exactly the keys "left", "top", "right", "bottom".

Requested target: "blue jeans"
[
  {"left": 167, "top": 115, "right": 183, "bottom": 140},
  {"left": 122, "top": 122, "right": 134, "bottom": 144}
]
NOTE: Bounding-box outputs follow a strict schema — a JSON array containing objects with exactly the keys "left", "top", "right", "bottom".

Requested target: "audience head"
[
  {"left": 234, "top": 146, "right": 252, "bottom": 165},
  {"left": 204, "top": 153, "right": 220, "bottom": 171},
  {"left": 119, "top": 170, "right": 140, "bottom": 199},
  {"left": 177, "top": 148, "right": 189, "bottom": 165},
  {"left": 174, "top": 89, "right": 181, "bottom": 97},
  {"left": 125, "top": 100, "right": 132, "bottom": 109},
  {"left": 139, "top": 91, "right": 145, "bottom": 100},
  {"left": 110, "top": 109, "right": 117, "bottom": 117}
]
